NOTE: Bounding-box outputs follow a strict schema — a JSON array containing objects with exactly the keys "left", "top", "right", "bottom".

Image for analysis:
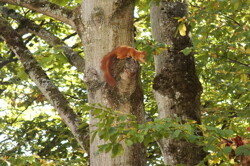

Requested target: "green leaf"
[
  {"left": 235, "top": 145, "right": 250, "bottom": 156},
  {"left": 112, "top": 143, "right": 124, "bottom": 157},
  {"left": 233, "top": 1, "right": 240, "bottom": 10},
  {"left": 185, "top": 135, "right": 198, "bottom": 143},
  {"left": 92, "top": 109, "right": 102, "bottom": 115},
  {"left": 222, "top": 146, "right": 232, "bottom": 155},
  {"left": 98, "top": 143, "right": 112, "bottom": 153},
  {"left": 125, "top": 139, "right": 134, "bottom": 146},
  {"left": 49, "top": 0, "right": 68, "bottom": 6},
  {"left": 16, "top": 68, "right": 28, "bottom": 80},
  {"left": 109, "top": 127, "right": 117, "bottom": 134},
  {"left": 137, "top": 134, "right": 144, "bottom": 143},
  {"left": 91, "top": 130, "right": 98, "bottom": 143},
  {"left": 173, "top": 130, "right": 181, "bottom": 138},
  {"left": 182, "top": 47, "right": 193, "bottom": 55},
  {"left": 118, "top": 115, "right": 128, "bottom": 121},
  {"left": 223, "top": 129, "right": 234, "bottom": 137},
  {"left": 110, "top": 134, "right": 118, "bottom": 143},
  {"left": 143, "top": 135, "right": 153, "bottom": 146},
  {"left": 205, "top": 144, "right": 218, "bottom": 152}
]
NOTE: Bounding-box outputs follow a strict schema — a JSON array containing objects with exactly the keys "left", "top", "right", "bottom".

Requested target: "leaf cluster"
[{"left": 92, "top": 105, "right": 250, "bottom": 164}]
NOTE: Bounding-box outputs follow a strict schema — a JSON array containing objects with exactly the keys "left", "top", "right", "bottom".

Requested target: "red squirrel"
[{"left": 101, "top": 45, "right": 146, "bottom": 86}]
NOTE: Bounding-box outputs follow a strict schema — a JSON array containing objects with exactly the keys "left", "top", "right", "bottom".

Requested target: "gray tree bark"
[
  {"left": 79, "top": 0, "right": 146, "bottom": 165},
  {"left": 150, "top": 0, "right": 205, "bottom": 165}
]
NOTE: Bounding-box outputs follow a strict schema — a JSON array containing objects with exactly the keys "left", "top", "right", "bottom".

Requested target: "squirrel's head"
[{"left": 136, "top": 51, "right": 146, "bottom": 63}]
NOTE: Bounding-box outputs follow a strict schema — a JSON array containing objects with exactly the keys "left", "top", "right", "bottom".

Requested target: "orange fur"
[{"left": 101, "top": 45, "right": 146, "bottom": 86}]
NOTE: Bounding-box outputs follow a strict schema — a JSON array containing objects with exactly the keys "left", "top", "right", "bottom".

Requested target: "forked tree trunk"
[
  {"left": 150, "top": 0, "right": 205, "bottom": 165},
  {"left": 78, "top": 0, "right": 146, "bottom": 165}
]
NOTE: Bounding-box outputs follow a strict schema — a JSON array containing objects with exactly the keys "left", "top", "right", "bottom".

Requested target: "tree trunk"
[
  {"left": 150, "top": 0, "right": 205, "bottom": 165},
  {"left": 78, "top": 0, "right": 146, "bottom": 165}
]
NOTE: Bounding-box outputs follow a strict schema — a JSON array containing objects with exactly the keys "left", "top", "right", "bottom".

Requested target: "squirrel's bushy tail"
[{"left": 101, "top": 53, "right": 116, "bottom": 86}]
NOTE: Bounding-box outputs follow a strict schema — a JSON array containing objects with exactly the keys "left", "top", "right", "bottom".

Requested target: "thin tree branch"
[
  {"left": 225, "top": 57, "right": 250, "bottom": 68},
  {"left": 0, "top": 0, "right": 76, "bottom": 28},
  {"left": 0, "top": 6, "right": 85, "bottom": 73},
  {"left": 62, "top": 32, "right": 78, "bottom": 41},
  {"left": 0, "top": 16, "right": 89, "bottom": 154},
  {"left": 223, "top": 15, "right": 241, "bottom": 26}
]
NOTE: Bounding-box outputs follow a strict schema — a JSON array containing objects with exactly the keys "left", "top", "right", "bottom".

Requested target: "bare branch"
[
  {"left": 0, "top": 16, "right": 89, "bottom": 153},
  {"left": 225, "top": 57, "right": 250, "bottom": 68},
  {"left": 0, "top": 0, "right": 76, "bottom": 28},
  {"left": 62, "top": 32, "right": 78, "bottom": 41},
  {"left": 0, "top": 6, "right": 85, "bottom": 73}
]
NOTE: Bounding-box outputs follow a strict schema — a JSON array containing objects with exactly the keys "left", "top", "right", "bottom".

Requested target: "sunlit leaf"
[{"left": 178, "top": 23, "right": 187, "bottom": 36}]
